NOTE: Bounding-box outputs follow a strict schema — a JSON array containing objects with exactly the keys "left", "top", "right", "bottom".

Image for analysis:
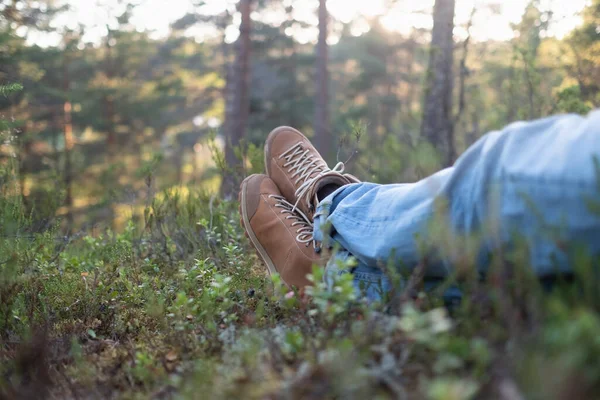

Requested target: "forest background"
[
  {"left": 2, "top": 0, "right": 600, "bottom": 398},
  {"left": 3, "top": 0, "right": 598, "bottom": 231}
]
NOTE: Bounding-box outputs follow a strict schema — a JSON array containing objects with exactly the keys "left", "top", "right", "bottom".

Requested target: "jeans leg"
[
  {"left": 323, "top": 249, "right": 464, "bottom": 304},
  {"left": 324, "top": 249, "right": 393, "bottom": 303},
  {"left": 314, "top": 111, "right": 600, "bottom": 289}
]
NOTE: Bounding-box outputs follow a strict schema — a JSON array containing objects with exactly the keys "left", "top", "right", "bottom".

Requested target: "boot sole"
[{"left": 239, "top": 177, "right": 278, "bottom": 277}]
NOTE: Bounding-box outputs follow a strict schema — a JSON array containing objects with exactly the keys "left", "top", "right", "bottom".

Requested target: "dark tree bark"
[
  {"left": 223, "top": 0, "right": 252, "bottom": 199},
  {"left": 421, "top": 0, "right": 456, "bottom": 166},
  {"left": 219, "top": 10, "right": 233, "bottom": 142},
  {"left": 314, "top": 0, "right": 330, "bottom": 159}
]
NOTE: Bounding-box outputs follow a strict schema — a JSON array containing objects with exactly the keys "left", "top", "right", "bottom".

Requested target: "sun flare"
[{"left": 34, "top": 0, "right": 588, "bottom": 47}]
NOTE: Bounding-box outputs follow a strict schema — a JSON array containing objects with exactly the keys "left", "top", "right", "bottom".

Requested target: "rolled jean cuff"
[{"left": 315, "top": 188, "right": 393, "bottom": 303}]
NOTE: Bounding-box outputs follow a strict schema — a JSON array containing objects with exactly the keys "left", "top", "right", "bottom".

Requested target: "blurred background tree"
[
  {"left": 0, "top": 0, "right": 598, "bottom": 232},
  {"left": 421, "top": 0, "right": 456, "bottom": 166}
]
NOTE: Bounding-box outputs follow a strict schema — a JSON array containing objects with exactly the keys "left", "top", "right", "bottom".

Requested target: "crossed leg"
[{"left": 240, "top": 111, "right": 600, "bottom": 302}]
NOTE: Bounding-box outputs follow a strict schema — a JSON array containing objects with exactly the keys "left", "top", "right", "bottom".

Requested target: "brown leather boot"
[
  {"left": 264, "top": 126, "right": 359, "bottom": 219},
  {"left": 239, "top": 174, "right": 321, "bottom": 288}
]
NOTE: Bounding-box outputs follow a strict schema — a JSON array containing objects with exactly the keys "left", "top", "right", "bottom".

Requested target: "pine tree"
[
  {"left": 223, "top": 0, "right": 253, "bottom": 199},
  {"left": 314, "top": 0, "right": 331, "bottom": 159},
  {"left": 421, "top": 0, "right": 456, "bottom": 166}
]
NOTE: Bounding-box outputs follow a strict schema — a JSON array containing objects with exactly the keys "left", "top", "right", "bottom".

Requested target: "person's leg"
[
  {"left": 324, "top": 249, "right": 392, "bottom": 303},
  {"left": 315, "top": 111, "right": 600, "bottom": 292},
  {"left": 323, "top": 248, "right": 463, "bottom": 305}
]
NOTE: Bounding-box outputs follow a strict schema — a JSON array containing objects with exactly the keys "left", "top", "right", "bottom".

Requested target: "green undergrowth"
[{"left": 2, "top": 166, "right": 600, "bottom": 399}]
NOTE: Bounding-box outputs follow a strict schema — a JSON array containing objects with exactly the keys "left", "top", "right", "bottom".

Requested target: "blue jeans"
[{"left": 313, "top": 111, "right": 600, "bottom": 303}]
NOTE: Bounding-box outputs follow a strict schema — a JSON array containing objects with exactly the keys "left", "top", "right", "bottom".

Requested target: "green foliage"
[
  {"left": 556, "top": 86, "right": 593, "bottom": 114},
  {"left": 2, "top": 173, "right": 600, "bottom": 399},
  {"left": 0, "top": 83, "right": 23, "bottom": 97},
  {"left": 1, "top": 0, "right": 600, "bottom": 398},
  {"left": 567, "top": 0, "right": 600, "bottom": 106},
  {"left": 517, "top": 300, "right": 600, "bottom": 399}
]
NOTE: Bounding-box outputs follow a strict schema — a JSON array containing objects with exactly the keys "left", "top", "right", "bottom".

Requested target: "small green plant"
[
  {"left": 305, "top": 263, "right": 358, "bottom": 321},
  {"left": 3, "top": 123, "right": 600, "bottom": 399}
]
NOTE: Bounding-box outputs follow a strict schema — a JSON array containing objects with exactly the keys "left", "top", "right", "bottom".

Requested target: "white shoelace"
[
  {"left": 269, "top": 194, "right": 318, "bottom": 249},
  {"left": 279, "top": 142, "right": 346, "bottom": 211}
]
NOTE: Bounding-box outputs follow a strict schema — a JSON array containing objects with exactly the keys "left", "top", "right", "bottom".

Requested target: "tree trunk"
[
  {"left": 220, "top": 10, "right": 233, "bottom": 128},
  {"left": 223, "top": 0, "right": 252, "bottom": 199},
  {"left": 103, "top": 31, "right": 117, "bottom": 158},
  {"left": 16, "top": 124, "right": 29, "bottom": 207},
  {"left": 63, "top": 55, "right": 74, "bottom": 229},
  {"left": 314, "top": 0, "right": 330, "bottom": 159},
  {"left": 287, "top": 3, "right": 300, "bottom": 128},
  {"left": 382, "top": 55, "right": 394, "bottom": 136},
  {"left": 421, "top": 0, "right": 456, "bottom": 166},
  {"left": 507, "top": 61, "right": 517, "bottom": 123},
  {"left": 405, "top": 34, "right": 417, "bottom": 115},
  {"left": 452, "top": 6, "right": 476, "bottom": 156}
]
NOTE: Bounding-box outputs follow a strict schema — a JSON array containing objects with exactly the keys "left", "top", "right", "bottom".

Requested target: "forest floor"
[{"left": 2, "top": 189, "right": 600, "bottom": 400}]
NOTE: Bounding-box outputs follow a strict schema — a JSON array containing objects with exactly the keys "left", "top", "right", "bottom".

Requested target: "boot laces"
[
  {"left": 279, "top": 142, "right": 346, "bottom": 212},
  {"left": 269, "top": 194, "right": 319, "bottom": 250}
]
